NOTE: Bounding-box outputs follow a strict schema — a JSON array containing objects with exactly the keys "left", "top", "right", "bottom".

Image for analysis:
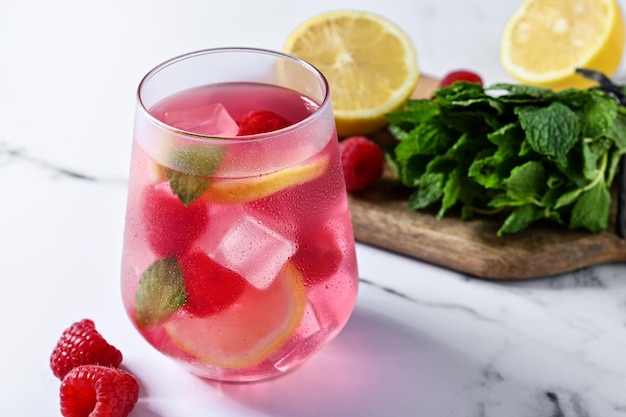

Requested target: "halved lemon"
[
  {"left": 284, "top": 10, "right": 419, "bottom": 137},
  {"left": 500, "top": 0, "right": 625, "bottom": 90},
  {"left": 163, "top": 261, "right": 307, "bottom": 369},
  {"left": 199, "top": 154, "right": 329, "bottom": 204}
]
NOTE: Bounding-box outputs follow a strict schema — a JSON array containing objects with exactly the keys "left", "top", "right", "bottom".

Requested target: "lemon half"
[
  {"left": 284, "top": 10, "right": 419, "bottom": 136},
  {"left": 501, "top": 0, "right": 625, "bottom": 90}
]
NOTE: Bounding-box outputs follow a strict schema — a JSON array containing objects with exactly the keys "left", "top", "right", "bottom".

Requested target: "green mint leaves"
[
  {"left": 163, "top": 144, "right": 225, "bottom": 206},
  {"left": 517, "top": 102, "right": 579, "bottom": 164},
  {"left": 165, "top": 169, "right": 211, "bottom": 206},
  {"left": 386, "top": 82, "right": 626, "bottom": 236},
  {"left": 135, "top": 257, "right": 187, "bottom": 328}
]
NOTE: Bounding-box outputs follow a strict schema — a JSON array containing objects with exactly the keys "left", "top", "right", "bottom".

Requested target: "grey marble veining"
[
  {"left": 2, "top": 0, "right": 626, "bottom": 416},
  {"left": 355, "top": 247, "right": 626, "bottom": 417},
  {"left": 0, "top": 140, "right": 127, "bottom": 184}
]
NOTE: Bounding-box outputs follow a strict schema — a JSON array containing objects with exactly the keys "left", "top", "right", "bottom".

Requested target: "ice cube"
[
  {"left": 163, "top": 103, "right": 239, "bottom": 137},
  {"left": 203, "top": 206, "right": 297, "bottom": 289}
]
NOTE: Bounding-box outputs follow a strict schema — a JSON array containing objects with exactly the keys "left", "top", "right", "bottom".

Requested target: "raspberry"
[
  {"left": 237, "top": 110, "right": 292, "bottom": 135},
  {"left": 338, "top": 136, "right": 384, "bottom": 191},
  {"left": 440, "top": 70, "right": 483, "bottom": 87},
  {"left": 60, "top": 365, "right": 139, "bottom": 417},
  {"left": 292, "top": 226, "right": 343, "bottom": 284},
  {"left": 50, "top": 319, "right": 123, "bottom": 380},
  {"left": 142, "top": 184, "right": 208, "bottom": 257},
  {"left": 179, "top": 251, "right": 247, "bottom": 317}
]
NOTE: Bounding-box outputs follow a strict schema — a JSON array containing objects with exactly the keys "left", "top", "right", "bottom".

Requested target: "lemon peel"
[{"left": 200, "top": 155, "right": 330, "bottom": 204}]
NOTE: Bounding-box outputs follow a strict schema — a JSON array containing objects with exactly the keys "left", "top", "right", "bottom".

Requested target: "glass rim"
[{"left": 136, "top": 47, "right": 332, "bottom": 144}]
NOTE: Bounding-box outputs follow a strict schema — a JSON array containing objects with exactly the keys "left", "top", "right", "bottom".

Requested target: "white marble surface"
[{"left": 2, "top": 0, "right": 626, "bottom": 416}]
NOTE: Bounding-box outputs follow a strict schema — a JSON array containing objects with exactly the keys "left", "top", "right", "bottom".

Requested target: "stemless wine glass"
[{"left": 120, "top": 47, "right": 359, "bottom": 382}]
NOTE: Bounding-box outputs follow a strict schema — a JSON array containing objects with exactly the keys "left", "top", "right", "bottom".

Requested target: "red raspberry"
[
  {"left": 237, "top": 110, "right": 292, "bottom": 135},
  {"left": 142, "top": 184, "right": 208, "bottom": 258},
  {"left": 338, "top": 136, "right": 384, "bottom": 191},
  {"left": 50, "top": 319, "right": 123, "bottom": 380},
  {"left": 179, "top": 251, "right": 247, "bottom": 317},
  {"left": 60, "top": 365, "right": 139, "bottom": 417},
  {"left": 440, "top": 69, "right": 483, "bottom": 87},
  {"left": 292, "top": 226, "right": 343, "bottom": 285}
]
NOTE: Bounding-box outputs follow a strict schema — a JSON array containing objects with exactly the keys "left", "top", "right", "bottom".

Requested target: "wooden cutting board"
[{"left": 348, "top": 75, "right": 626, "bottom": 279}]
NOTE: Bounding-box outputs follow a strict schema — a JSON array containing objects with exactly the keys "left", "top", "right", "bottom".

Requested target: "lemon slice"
[
  {"left": 500, "top": 0, "right": 625, "bottom": 90},
  {"left": 199, "top": 155, "right": 329, "bottom": 204},
  {"left": 164, "top": 261, "right": 307, "bottom": 369},
  {"left": 284, "top": 10, "right": 419, "bottom": 137}
]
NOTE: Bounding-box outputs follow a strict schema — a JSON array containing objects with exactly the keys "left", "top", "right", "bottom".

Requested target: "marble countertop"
[{"left": 2, "top": 0, "right": 626, "bottom": 416}]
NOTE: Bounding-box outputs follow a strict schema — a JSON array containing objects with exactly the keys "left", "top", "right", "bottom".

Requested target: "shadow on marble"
[{"left": 207, "top": 306, "right": 479, "bottom": 417}]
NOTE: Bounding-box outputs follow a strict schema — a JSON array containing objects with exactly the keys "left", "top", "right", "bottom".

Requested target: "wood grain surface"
[{"left": 348, "top": 75, "right": 626, "bottom": 279}]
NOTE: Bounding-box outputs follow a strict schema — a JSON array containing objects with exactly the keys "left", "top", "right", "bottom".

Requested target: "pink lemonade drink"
[{"left": 121, "top": 48, "right": 358, "bottom": 382}]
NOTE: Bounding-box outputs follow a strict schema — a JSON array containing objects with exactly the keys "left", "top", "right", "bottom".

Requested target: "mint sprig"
[
  {"left": 575, "top": 68, "right": 626, "bottom": 238},
  {"left": 386, "top": 79, "right": 626, "bottom": 236},
  {"left": 135, "top": 257, "right": 187, "bottom": 328}
]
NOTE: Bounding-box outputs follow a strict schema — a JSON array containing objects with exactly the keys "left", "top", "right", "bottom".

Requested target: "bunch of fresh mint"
[{"left": 386, "top": 81, "right": 626, "bottom": 236}]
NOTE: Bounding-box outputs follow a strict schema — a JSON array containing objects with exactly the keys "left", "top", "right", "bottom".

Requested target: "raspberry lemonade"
[{"left": 121, "top": 48, "right": 358, "bottom": 382}]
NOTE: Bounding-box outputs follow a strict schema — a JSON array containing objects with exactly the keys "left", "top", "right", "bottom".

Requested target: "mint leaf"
[
  {"left": 135, "top": 257, "right": 187, "bottom": 328},
  {"left": 581, "top": 140, "right": 600, "bottom": 181},
  {"left": 578, "top": 91, "right": 618, "bottom": 139},
  {"left": 606, "top": 110, "right": 626, "bottom": 185},
  {"left": 608, "top": 109, "right": 626, "bottom": 149},
  {"left": 498, "top": 204, "right": 545, "bottom": 236},
  {"left": 503, "top": 161, "right": 546, "bottom": 203},
  {"left": 164, "top": 144, "right": 226, "bottom": 205},
  {"left": 554, "top": 188, "right": 583, "bottom": 209},
  {"left": 395, "top": 117, "right": 457, "bottom": 159},
  {"left": 398, "top": 154, "right": 432, "bottom": 187},
  {"left": 408, "top": 172, "right": 444, "bottom": 210},
  {"left": 394, "top": 117, "right": 458, "bottom": 187},
  {"left": 569, "top": 182, "right": 611, "bottom": 233},
  {"left": 169, "top": 145, "right": 225, "bottom": 176},
  {"left": 486, "top": 122, "right": 523, "bottom": 147},
  {"left": 516, "top": 102, "right": 580, "bottom": 164},
  {"left": 468, "top": 150, "right": 501, "bottom": 189},
  {"left": 386, "top": 99, "right": 440, "bottom": 134},
  {"left": 488, "top": 83, "right": 554, "bottom": 99},
  {"left": 434, "top": 81, "right": 486, "bottom": 101},
  {"left": 165, "top": 169, "right": 211, "bottom": 206},
  {"left": 608, "top": 149, "right": 626, "bottom": 186},
  {"left": 438, "top": 167, "right": 462, "bottom": 218}
]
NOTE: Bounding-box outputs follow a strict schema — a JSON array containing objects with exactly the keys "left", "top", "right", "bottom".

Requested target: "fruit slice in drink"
[
  {"left": 199, "top": 154, "right": 330, "bottom": 204},
  {"left": 164, "top": 261, "right": 307, "bottom": 369},
  {"left": 149, "top": 148, "right": 329, "bottom": 206}
]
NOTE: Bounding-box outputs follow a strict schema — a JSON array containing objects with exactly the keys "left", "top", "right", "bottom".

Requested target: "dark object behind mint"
[
  {"left": 617, "top": 156, "right": 626, "bottom": 238},
  {"left": 576, "top": 68, "right": 626, "bottom": 238}
]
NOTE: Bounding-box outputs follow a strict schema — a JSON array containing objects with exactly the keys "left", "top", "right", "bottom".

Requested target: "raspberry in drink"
[{"left": 120, "top": 48, "right": 359, "bottom": 382}]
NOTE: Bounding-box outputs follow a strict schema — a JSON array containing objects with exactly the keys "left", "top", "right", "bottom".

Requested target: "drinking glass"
[{"left": 120, "top": 47, "right": 359, "bottom": 382}]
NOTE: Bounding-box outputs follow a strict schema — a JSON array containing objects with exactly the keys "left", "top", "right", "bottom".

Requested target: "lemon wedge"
[
  {"left": 164, "top": 261, "right": 307, "bottom": 369},
  {"left": 151, "top": 154, "right": 329, "bottom": 204},
  {"left": 284, "top": 10, "right": 419, "bottom": 136},
  {"left": 199, "top": 154, "right": 329, "bottom": 204},
  {"left": 501, "top": 0, "right": 625, "bottom": 90}
]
